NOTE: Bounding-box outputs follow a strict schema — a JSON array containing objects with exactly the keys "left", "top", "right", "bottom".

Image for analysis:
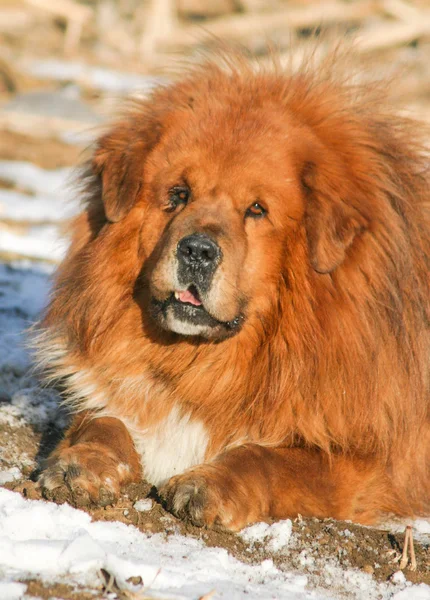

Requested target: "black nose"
[{"left": 177, "top": 234, "right": 221, "bottom": 268}]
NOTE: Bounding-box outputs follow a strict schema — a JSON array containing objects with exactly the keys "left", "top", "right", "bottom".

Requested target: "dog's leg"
[
  {"left": 161, "top": 444, "right": 395, "bottom": 530},
  {"left": 38, "top": 413, "right": 141, "bottom": 507}
]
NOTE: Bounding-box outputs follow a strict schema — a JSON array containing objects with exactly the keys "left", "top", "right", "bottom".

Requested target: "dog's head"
[{"left": 90, "top": 61, "right": 378, "bottom": 342}]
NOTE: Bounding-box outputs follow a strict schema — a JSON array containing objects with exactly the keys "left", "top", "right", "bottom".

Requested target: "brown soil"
[
  {"left": 21, "top": 572, "right": 191, "bottom": 600},
  {"left": 1, "top": 415, "right": 429, "bottom": 597},
  {"left": 0, "top": 422, "right": 39, "bottom": 476},
  {"left": 5, "top": 476, "right": 430, "bottom": 587},
  {"left": 20, "top": 577, "right": 160, "bottom": 600},
  {"left": 20, "top": 579, "right": 103, "bottom": 600}
]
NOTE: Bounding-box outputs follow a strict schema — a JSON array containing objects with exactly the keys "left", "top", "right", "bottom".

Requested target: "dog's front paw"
[
  {"left": 38, "top": 442, "right": 131, "bottom": 508},
  {"left": 160, "top": 466, "right": 256, "bottom": 531},
  {"left": 161, "top": 473, "right": 212, "bottom": 527}
]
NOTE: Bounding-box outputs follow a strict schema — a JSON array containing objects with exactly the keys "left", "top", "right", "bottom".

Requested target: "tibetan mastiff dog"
[{"left": 37, "top": 47, "right": 430, "bottom": 530}]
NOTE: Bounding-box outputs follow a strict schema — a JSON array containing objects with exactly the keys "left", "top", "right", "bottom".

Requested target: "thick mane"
[{"left": 35, "top": 46, "right": 430, "bottom": 516}]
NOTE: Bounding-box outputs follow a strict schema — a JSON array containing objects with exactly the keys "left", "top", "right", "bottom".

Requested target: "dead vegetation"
[
  {"left": 0, "top": 2, "right": 429, "bottom": 597},
  {"left": 0, "top": 0, "right": 429, "bottom": 120}
]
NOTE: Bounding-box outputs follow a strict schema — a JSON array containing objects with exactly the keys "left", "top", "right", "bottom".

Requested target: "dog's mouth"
[
  {"left": 173, "top": 285, "right": 203, "bottom": 307},
  {"left": 150, "top": 284, "right": 243, "bottom": 339}
]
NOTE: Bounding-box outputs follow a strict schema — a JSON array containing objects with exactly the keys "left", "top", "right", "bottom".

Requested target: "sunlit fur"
[{"left": 36, "top": 45, "right": 430, "bottom": 525}]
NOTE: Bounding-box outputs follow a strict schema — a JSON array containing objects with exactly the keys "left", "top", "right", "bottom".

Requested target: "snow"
[
  {"left": 0, "top": 160, "right": 79, "bottom": 260},
  {"left": 0, "top": 468, "right": 22, "bottom": 485},
  {"left": 3, "top": 485, "right": 427, "bottom": 600},
  {"left": 134, "top": 499, "right": 153, "bottom": 512},
  {"left": 381, "top": 517, "right": 430, "bottom": 543},
  {"left": 241, "top": 520, "right": 293, "bottom": 553},
  {"left": 0, "top": 161, "right": 74, "bottom": 197},
  {"left": 392, "top": 585, "right": 430, "bottom": 599},
  {"left": 22, "top": 59, "right": 162, "bottom": 94},
  {"left": 0, "top": 488, "right": 322, "bottom": 600},
  {"left": 0, "top": 161, "right": 78, "bottom": 223},
  {"left": 414, "top": 520, "right": 430, "bottom": 535},
  {"left": 0, "top": 582, "right": 27, "bottom": 600},
  {"left": 391, "top": 571, "right": 407, "bottom": 585},
  {"left": 1, "top": 189, "right": 66, "bottom": 222},
  {"left": 1, "top": 160, "right": 430, "bottom": 599},
  {"left": 0, "top": 226, "right": 68, "bottom": 262},
  {"left": 0, "top": 261, "right": 51, "bottom": 375}
]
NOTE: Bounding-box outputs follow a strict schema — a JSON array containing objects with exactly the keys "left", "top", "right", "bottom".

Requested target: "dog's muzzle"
[{"left": 176, "top": 233, "right": 221, "bottom": 290}]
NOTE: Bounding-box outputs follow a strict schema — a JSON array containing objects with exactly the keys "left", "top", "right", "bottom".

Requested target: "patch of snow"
[
  {"left": 381, "top": 517, "right": 430, "bottom": 544},
  {"left": 340, "top": 529, "right": 354, "bottom": 538},
  {"left": 0, "top": 160, "right": 81, "bottom": 258},
  {"left": 0, "top": 261, "right": 64, "bottom": 435},
  {"left": 0, "top": 161, "right": 74, "bottom": 197},
  {"left": 3, "top": 87, "right": 101, "bottom": 128},
  {"left": 414, "top": 520, "right": 430, "bottom": 535},
  {"left": 0, "top": 468, "right": 22, "bottom": 485},
  {"left": 0, "top": 160, "right": 79, "bottom": 227},
  {"left": 0, "top": 489, "right": 327, "bottom": 599},
  {"left": 241, "top": 520, "right": 293, "bottom": 553},
  {"left": 297, "top": 550, "right": 315, "bottom": 568},
  {"left": 392, "top": 584, "right": 430, "bottom": 599},
  {"left": 0, "top": 581, "right": 27, "bottom": 600},
  {"left": 391, "top": 571, "right": 407, "bottom": 585},
  {"left": 0, "top": 226, "right": 67, "bottom": 262},
  {"left": 0, "top": 189, "right": 77, "bottom": 223},
  {"left": 0, "top": 262, "right": 51, "bottom": 375},
  {"left": 22, "top": 59, "right": 162, "bottom": 94},
  {"left": 134, "top": 499, "right": 153, "bottom": 512},
  {"left": 4, "top": 386, "right": 63, "bottom": 429}
]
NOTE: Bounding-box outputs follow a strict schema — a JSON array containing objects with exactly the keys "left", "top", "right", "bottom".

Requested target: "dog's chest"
[{"left": 132, "top": 407, "right": 209, "bottom": 487}]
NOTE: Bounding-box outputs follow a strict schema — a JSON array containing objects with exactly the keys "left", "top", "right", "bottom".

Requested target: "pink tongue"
[{"left": 178, "top": 289, "right": 202, "bottom": 306}]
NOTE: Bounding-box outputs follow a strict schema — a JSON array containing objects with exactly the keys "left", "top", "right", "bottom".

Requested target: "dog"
[{"left": 36, "top": 47, "right": 430, "bottom": 530}]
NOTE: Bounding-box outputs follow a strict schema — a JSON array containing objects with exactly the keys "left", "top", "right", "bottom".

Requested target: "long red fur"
[{"left": 36, "top": 46, "right": 430, "bottom": 529}]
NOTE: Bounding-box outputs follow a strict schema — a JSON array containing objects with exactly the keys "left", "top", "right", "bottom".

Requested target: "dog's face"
[
  {"left": 121, "top": 99, "right": 317, "bottom": 341},
  {"left": 141, "top": 111, "right": 307, "bottom": 340},
  {"left": 93, "top": 70, "right": 369, "bottom": 341}
]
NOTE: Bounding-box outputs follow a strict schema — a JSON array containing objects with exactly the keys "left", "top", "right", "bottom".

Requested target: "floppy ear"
[
  {"left": 302, "top": 161, "right": 368, "bottom": 274},
  {"left": 92, "top": 126, "right": 151, "bottom": 223},
  {"left": 93, "top": 145, "right": 140, "bottom": 223}
]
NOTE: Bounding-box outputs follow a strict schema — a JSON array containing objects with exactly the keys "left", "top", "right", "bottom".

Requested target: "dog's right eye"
[{"left": 166, "top": 186, "right": 190, "bottom": 212}]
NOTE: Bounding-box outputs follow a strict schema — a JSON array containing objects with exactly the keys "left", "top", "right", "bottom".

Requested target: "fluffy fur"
[{"left": 36, "top": 46, "right": 430, "bottom": 530}]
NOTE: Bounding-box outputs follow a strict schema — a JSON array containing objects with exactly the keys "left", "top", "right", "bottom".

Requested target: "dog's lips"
[{"left": 150, "top": 286, "right": 243, "bottom": 335}]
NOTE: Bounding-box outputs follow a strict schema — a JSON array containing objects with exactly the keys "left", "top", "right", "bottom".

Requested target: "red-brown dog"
[{"left": 37, "top": 48, "right": 430, "bottom": 530}]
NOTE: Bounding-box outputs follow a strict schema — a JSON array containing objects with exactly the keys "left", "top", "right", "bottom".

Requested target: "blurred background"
[{"left": 0, "top": 0, "right": 429, "bottom": 263}]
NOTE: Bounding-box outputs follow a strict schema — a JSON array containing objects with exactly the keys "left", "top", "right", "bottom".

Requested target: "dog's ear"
[
  {"left": 302, "top": 160, "right": 368, "bottom": 275},
  {"left": 92, "top": 127, "right": 147, "bottom": 223}
]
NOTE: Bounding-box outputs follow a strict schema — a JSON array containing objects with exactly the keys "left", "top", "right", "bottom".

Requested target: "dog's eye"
[
  {"left": 167, "top": 186, "right": 190, "bottom": 212},
  {"left": 246, "top": 202, "right": 267, "bottom": 219}
]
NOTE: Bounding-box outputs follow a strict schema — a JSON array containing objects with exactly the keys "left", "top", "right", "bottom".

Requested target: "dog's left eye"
[
  {"left": 246, "top": 202, "right": 267, "bottom": 219},
  {"left": 167, "top": 186, "right": 190, "bottom": 212}
]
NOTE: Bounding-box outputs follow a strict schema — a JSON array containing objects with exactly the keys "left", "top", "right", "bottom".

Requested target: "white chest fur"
[{"left": 131, "top": 406, "right": 209, "bottom": 487}]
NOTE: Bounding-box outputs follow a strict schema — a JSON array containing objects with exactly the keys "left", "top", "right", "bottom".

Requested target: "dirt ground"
[{"left": 1, "top": 416, "right": 429, "bottom": 599}]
